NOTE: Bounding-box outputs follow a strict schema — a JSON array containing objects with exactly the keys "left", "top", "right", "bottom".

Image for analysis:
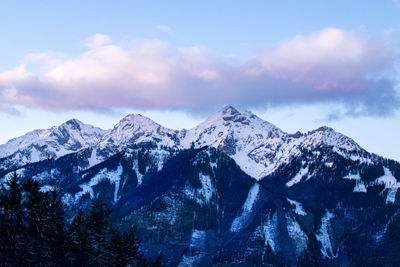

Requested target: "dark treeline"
[{"left": 0, "top": 172, "right": 162, "bottom": 266}]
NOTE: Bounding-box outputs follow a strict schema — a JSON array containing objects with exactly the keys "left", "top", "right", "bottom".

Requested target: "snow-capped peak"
[
  {"left": 0, "top": 119, "right": 109, "bottom": 167},
  {"left": 50, "top": 119, "right": 109, "bottom": 147},
  {"left": 98, "top": 113, "right": 179, "bottom": 154},
  {"left": 301, "top": 126, "right": 363, "bottom": 154},
  {"left": 181, "top": 106, "right": 283, "bottom": 147},
  {"left": 203, "top": 105, "right": 280, "bottom": 131},
  {"left": 179, "top": 106, "right": 287, "bottom": 179}
]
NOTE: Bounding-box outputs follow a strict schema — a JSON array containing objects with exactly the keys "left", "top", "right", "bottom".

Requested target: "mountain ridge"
[{"left": 0, "top": 105, "right": 388, "bottom": 180}]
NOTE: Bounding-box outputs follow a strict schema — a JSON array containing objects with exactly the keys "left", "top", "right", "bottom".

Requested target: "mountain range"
[{"left": 1, "top": 105, "right": 399, "bottom": 265}]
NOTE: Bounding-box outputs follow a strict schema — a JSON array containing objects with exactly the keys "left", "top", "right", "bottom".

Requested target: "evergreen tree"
[
  {"left": 87, "top": 200, "right": 112, "bottom": 266},
  {"left": 45, "top": 190, "right": 67, "bottom": 265},
  {"left": 0, "top": 172, "right": 157, "bottom": 266},
  {"left": 67, "top": 210, "right": 92, "bottom": 266},
  {"left": 24, "top": 178, "right": 48, "bottom": 264},
  {"left": 0, "top": 172, "right": 27, "bottom": 265},
  {"left": 109, "top": 228, "right": 143, "bottom": 266}
]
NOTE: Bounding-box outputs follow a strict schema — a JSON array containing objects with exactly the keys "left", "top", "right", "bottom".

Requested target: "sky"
[{"left": 0, "top": 0, "right": 399, "bottom": 161}]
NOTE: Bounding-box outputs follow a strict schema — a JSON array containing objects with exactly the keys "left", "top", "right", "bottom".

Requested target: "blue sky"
[{"left": 0, "top": 0, "right": 399, "bottom": 160}]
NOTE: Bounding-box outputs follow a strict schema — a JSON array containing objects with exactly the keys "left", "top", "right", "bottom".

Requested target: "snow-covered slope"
[
  {"left": 180, "top": 105, "right": 286, "bottom": 179},
  {"left": 99, "top": 114, "right": 179, "bottom": 151},
  {"left": 0, "top": 119, "right": 109, "bottom": 168},
  {"left": 181, "top": 106, "right": 365, "bottom": 179},
  {"left": 90, "top": 114, "right": 180, "bottom": 167}
]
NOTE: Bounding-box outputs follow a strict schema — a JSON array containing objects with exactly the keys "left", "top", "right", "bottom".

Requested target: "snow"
[
  {"left": 180, "top": 106, "right": 286, "bottom": 180},
  {"left": 344, "top": 173, "right": 360, "bottom": 180},
  {"left": 286, "top": 214, "right": 308, "bottom": 257},
  {"left": 182, "top": 168, "right": 215, "bottom": 205},
  {"left": 97, "top": 114, "right": 179, "bottom": 159},
  {"left": 197, "top": 173, "right": 213, "bottom": 203},
  {"left": 262, "top": 212, "right": 278, "bottom": 252},
  {"left": 0, "top": 105, "right": 383, "bottom": 184},
  {"left": 189, "top": 230, "right": 206, "bottom": 250},
  {"left": 344, "top": 168, "right": 400, "bottom": 200},
  {"left": 242, "top": 183, "right": 260, "bottom": 212},
  {"left": 230, "top": 183, "right": 260, "bottom": 232},
  {"left": 344, "top": 172, "right": 367, "bottom": 193},
  {"left": 61, "top": 193, "right": 74, "bottom": 206},
  {"left": 74, "top": 165, "right": 123, "bottom": 203},
  {"left": 354, "top": 182, "right": 367, "bottom": 193},
  {"left": 287, "top": 198, "right": 307, "bottom": 216},
  {"left": 386, "top": 188, "right": 398, "bottom": 204},
  {"left": 286, "top": 167, "right": 309, "bottom": 187},
  {"left": 376, "top": 223, "right": 389, "bottom": 243},
  {"left": 40, "top": 185, "right": 55, "bottom": 192},
  {"left": 325, "top": 162, "right": 334, "bottom": 168},
  {"left": 87, "top": 149, "right": 101, "bottom": 167},
  {"left": 375, "top": 167, "right": 399, "bottom": 204},
  {"left": 31, "top": 168, "right": 60, "bottom": 182},
  {"left": 183, "top": 186, "right": 195, "bottom": 199},
  {"left": 178, "top": 230, "right": 206, "bottom": 267},
  {"left": 316, "top": 211, "right": 338, "bottom": 259},
  {"left": 133, "top": 159, "right": 144, "bottom": 186},
  {"left": 376, "top": 167, "right": 398, "bottom": 188},
  {"left": 182, "top": 174, "right": 215, "bottom": 206},
  {"left": 0, "top": 119, "right": 109, "bottom": 168}
]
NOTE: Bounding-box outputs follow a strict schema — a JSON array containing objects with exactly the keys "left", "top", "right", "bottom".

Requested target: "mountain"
[
  {"left": 1, "top": 105, "right": 400, "bottom": 265},
  {"left": 0, "top": 119, "right": 109, "bottom": 171},
  {"left": 182, "top": 105, "right": 366, "bottom": 179}
]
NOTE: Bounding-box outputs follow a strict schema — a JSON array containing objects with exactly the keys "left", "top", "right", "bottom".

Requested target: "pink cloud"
[
  {"left": 0, "top": 29, "right": 398, "bottom": 116},
  {"left": 248, "top": 28, "right": 393, "bottom": 91}
]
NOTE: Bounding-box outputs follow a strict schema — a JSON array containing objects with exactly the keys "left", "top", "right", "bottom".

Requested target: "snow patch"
[
  {"left": 230, "top": 183, "right": 260, "bottom": 232},
  {"left": 40, "top": 185, "right": 55, "bottom": 192},
  {"left": 325, "top": 162, "right": 334, "bottom": 168},
  {"left": 344, "top": 173, "right": 360, "bottom": 180},
  {"left": 74, "top": 165, "right": 123, "bottom": 203},
  {"left": 133, "top": 159, "right": 144, "bottom": 186},
  {"left": 287, "top": 198, "right": 307, "bottom": 216},
  {"left": 354, "top": 181, "right": 367, "bottom": 193},
  {"left": 286, "top": 214, "right": 308, "bottom": 257},
  {"left": 87, "top": 149, "right": 101, "bottom": 167},
  {"left": 262, "top": 212, "right": 278, "bottom": 252},
  {"left": 375, "top": 168, "right": 400, "bottom": 204},
  {"left": 197, "top": 173, "right": 214, "bottom": 203},
  {"left": 316, "top": 211, "right": 338, "bottom": 259},
  {"left": 344, "top": 172, "right": 367, "bottom": 193},
  {"left": 286, "top": 167, "right": 309, "bottom": 187},
  {"left": 178, "top": 230, "right": 206, "bottom": 267}
]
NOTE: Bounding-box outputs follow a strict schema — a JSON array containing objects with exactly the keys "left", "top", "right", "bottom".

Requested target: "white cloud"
[
  {"left": 155, "top": 24, "right": 172, "bottom": 34},
  {"left": 84, "top": 34, "right": 111, "bottom": 48}
]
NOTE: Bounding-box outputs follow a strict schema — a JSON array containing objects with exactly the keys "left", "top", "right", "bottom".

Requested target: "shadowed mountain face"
[{"left": 1, "top": 106, "right": 400, "bottom": 265}]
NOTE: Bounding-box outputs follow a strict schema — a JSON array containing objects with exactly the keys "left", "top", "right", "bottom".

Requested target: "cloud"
[
  {"left": 0, "top": 29, "right": 398, "bottom": 117},
  {"left": 155, "top": 24, "right": 172, "bottom": 34},
  {"left": 0, "top": 103, "right": 20, "bottom": 116},
  {"left": 84, "top": 34, "right": 111, "bottom": 48}
]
